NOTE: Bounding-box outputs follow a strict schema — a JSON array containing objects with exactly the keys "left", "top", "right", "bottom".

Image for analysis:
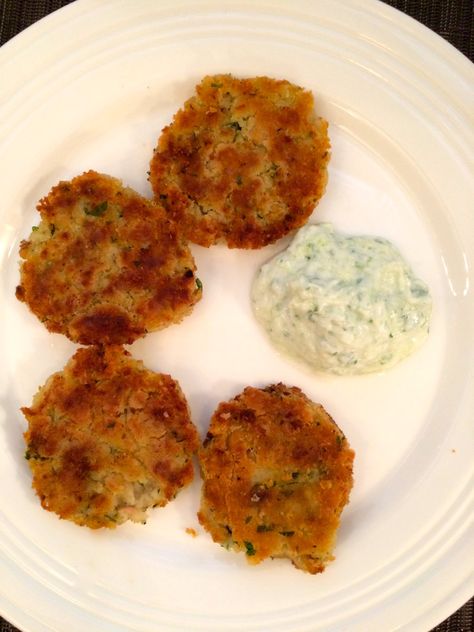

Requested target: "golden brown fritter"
[
  {"left": 16, "top": 171, "right": 202, "bottom": 345},
  {"left": 198, "top": 383, "right": 354, "bottom": 573},
  {"left": 22, "top": 345, "right": 199, "bottom": 529},
  {"left": 149, "top": 74, "right": 330, "bottom": 249}
]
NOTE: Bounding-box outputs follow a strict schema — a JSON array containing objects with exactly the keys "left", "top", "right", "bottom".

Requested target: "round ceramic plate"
[{"left": 0, "top": 1, "right": 473, "bottom": 631}]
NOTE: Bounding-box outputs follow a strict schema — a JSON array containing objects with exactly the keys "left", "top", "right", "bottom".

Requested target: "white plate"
[{"left": 0, "top": 1, "right": 473, "bottom": 631}]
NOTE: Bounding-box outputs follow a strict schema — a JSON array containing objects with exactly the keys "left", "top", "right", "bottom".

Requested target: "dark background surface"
[{"left": 0, "top": 1, "right": 472, "bottom": 631}]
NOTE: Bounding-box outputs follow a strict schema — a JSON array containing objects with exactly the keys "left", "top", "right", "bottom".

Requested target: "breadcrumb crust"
[
  {"left": 16, "top": 171, "right": 202, "bottom": 345},
  {"left": 198, "top": 383, "right": 354, "bottom": 573},
  {"left": 150, "top": 74, "right": 330, "bottom": 248},
  {"left": 22, "top": 346, "right": 199, "bottom": 529}
]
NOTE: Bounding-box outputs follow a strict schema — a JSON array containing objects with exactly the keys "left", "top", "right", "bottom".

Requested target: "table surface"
[{"left": 0, "top": 1, "right": 472, "bottom": 631}]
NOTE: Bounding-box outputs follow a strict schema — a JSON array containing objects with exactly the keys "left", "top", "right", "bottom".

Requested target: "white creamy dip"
[{"left": 251, "top": 224, "right": 432, "bottom": 375}]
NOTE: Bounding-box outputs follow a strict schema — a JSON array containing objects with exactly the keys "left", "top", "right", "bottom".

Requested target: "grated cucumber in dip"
[{"left": 251, "top": 223, "right": 432, "bottom": 375}]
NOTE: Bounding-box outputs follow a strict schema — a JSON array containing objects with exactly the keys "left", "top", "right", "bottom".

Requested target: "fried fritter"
[
  {"left": 198, "top": 383, "right": 354, "bottom": 573},
  {"left": 149, "top": 74, "right": 330, "bottom": 248},
  {"left": 22, "top": 345, "right": 199, "bottom": 529},
  {"left": 16, "top": 171, "right": 202, "bottom": 345}
]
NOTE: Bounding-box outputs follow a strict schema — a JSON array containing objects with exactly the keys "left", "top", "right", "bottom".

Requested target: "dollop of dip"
[{"left": 251, "top": 224, "right": 432, "bottom": 375}]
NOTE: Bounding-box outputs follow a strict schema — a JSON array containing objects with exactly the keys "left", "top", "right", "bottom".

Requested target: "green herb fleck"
[
  {"left": 267, "top": 162, "right": 278, "bottom": 178},
  {"left": 244, "top": 541, "right": 256, "bottom": 556},
  {"left": 411, "top": 286, "right": 428, "bottom": 297},
  {"left": 49, "top": 223, "right": 56, "bottom": 235},
  {"left": 24, "top": 449, "right": 47, "bottom": 462},
  {"left": 336, "top": 434, "right": 345, "bottom": 448},
  {"left": 256, "top": 524, "right": 274, "bottom": 533},
  {"left": 236, "top": 175, "right": 243, "bottom": 185},
  {"left": 85, "top": 201, "right": 108, "bottom": 217},
  {"left": 291, "top": 471, "right": 300, "bottom": 480},
  {"left": 226, "top": 121, "right": 242, "bottom": 131},
  {"left": 279, "top": 530, "right": 295, "bottom": 537},
  {"left": 211, "top": 82, "right": 223, "bottom": 88},
  {"left": 31, "top": 225, "right": 39, "bottom": 232},
  {"left": 196, "top": 278, "right": 203, "bottom": 291}
]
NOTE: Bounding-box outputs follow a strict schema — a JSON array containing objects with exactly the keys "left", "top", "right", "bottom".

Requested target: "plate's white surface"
[{"left": 1, "top": 1, "right": 473, "bottom": 631}]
